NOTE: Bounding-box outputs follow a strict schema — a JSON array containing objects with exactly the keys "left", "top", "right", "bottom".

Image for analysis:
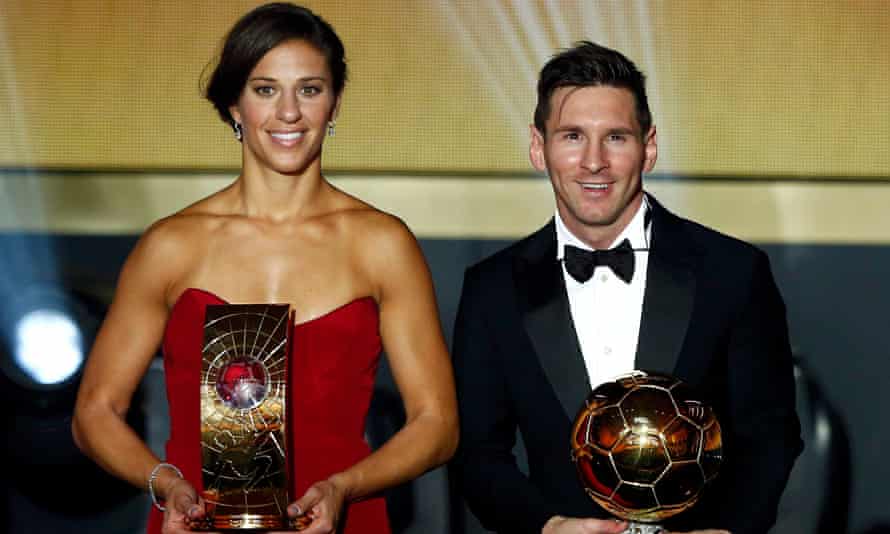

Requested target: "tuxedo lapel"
[
  {"left": 635, "top": 198, "right": 696, "bottom": 375},
  {"left": 515, "top": 221, "right": 591, "bottom": 421}
]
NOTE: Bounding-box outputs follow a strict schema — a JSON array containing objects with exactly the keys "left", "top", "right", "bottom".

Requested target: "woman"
[{"left": 71, "top": 4, "right": 458, "bottom": 534}]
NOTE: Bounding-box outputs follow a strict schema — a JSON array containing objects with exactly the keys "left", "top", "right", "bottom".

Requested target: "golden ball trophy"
[{"left": 571, "top": 371, "right": 723, "bottom": 534}]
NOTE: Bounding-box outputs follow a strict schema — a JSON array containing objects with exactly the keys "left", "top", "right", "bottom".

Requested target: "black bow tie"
[{"left": 563, "top": 239, "right": 635, "bottom": 284}]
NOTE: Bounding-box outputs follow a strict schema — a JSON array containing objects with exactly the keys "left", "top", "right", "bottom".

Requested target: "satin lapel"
[
  {"left": 515, "top": 221, "right": 591, "bottom": 421},
  {"left": 636, "top": 199, "right": 696, "bottom": 375}
]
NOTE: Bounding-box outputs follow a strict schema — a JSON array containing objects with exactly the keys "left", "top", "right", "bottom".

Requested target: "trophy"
[
  {"left": 194, "top": 303, "right": 299, "bottom": 530},
  {"left": 570, "top": 371, "right": 723, "bottom": 534}
]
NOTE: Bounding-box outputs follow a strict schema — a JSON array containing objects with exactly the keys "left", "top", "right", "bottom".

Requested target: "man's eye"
[
  {"left": 608, "top": 134, "right": 626, "bottom": 143},
  {"left": 564, "top": 132, "right": 581, "bottom": 141}
]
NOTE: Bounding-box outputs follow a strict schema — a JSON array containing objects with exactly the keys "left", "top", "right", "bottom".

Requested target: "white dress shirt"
[{"left": 555, "top": 197, "right": 651, "bottom": 390}]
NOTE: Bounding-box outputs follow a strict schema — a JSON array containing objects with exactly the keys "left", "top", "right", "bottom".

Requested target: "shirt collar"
[{"left": 555, "top": 194, "right": 651, "bottom": 260}]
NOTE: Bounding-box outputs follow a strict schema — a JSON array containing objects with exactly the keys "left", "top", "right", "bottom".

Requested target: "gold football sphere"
[{"left": 570, "top": 371, "right": 723, "bottom": 523}]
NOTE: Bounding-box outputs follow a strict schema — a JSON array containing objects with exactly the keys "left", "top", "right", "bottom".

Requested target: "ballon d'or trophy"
[
  {"left": 193, "top": 303, "right": 302, "bottom": 530},
  {"left": 570, "top": 371, "right": 723, "bottom": 534}
]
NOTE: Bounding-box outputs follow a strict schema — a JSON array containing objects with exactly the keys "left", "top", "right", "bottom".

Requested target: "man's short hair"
[{"left": 534, "top": 41, "right": 652, "bottom": 137}]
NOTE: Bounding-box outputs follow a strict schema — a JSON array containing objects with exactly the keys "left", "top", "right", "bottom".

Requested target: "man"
[{"left": 451, "top": 41, "right": 802, "bottom": 534}]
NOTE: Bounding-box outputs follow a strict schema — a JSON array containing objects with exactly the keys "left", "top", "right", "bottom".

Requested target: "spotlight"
[
  {"left": 0, "top": 285, "right": 101, "bottom": 463},
  {"left": 0, "top": 286, "right": 96, "bottom": 404},
  {"left": 0, "top": 283, "right": 146, "bottom": 528},
  {"left": 13, "top": 309, "right": 84, "bottom": 386}
]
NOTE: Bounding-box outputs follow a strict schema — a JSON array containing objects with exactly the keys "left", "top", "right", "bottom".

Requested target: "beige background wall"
[{"left": 2, "top": 0, "right": 889, "bottom": 176}]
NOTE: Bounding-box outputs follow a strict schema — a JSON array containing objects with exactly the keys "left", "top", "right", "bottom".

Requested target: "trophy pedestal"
[
  {"left": 623, "top": 523, "right": 664, "bottom": 534},
  {"left": 191, "top": 511, "right": 311, "bottom": 531},
  {"left": 194, "top": 513, "right": 288, "bottom": 530}
]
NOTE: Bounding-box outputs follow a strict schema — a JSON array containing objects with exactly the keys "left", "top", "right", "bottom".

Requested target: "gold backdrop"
[{"left": 2, "top": 0, "right": 889, "bottom": 177}]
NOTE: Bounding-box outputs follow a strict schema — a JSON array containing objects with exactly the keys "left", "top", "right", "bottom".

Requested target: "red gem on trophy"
[{"left": 215, "top": 358, "right": 269, "bottom": 410}]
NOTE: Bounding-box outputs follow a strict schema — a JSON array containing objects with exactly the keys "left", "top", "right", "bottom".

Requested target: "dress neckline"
[{"left": 170, "top": 287, "right": 376, "bottom": 327}]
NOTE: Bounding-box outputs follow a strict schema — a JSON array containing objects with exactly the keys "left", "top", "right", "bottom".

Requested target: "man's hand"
[
  {"left": 542, "top": 516, "right": 732, "bottom": 534},
  {"left": 542, "top": 516, "right": 627, "bottom": 534}
]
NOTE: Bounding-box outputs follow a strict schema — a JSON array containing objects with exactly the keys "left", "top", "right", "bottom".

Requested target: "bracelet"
[{"left": 148, "top": 462, "right": 184, "bottom": 512}]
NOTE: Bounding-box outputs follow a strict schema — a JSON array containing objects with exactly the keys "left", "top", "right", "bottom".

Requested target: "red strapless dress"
[{"left": 146, "top": 288, "right": 391, "bottom": 534}]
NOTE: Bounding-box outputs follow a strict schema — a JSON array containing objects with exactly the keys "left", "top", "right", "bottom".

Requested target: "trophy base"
[
  {"left": 623, "top": 522, "right": 664, "bottom": 534},
  {"left": 190, "top": 513, "right": 311, "bottom": 531}
]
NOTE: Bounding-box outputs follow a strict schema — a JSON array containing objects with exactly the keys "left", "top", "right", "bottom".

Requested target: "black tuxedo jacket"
[{"left": 451, "top": 197, "right": 802, "bottom": 534}]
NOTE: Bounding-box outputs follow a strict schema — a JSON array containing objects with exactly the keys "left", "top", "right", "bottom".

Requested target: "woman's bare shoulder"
[
  {"left": 175, "top": 188, "right": 234, "bottom": 219},
  {"left": 336, "top": 209, "right": 425, "bottom": 284},
  {"left": 335, "top": 200, "right": 413, "bottom": 243},
  {"left": 126, "top": 202, "right": 226, "bottom": 281},
  {"left": 147, "top": 187, "right": 236, "bottom": 243},
  {"left": 141, "top": 209, "right": 216, "bottom": 250}
]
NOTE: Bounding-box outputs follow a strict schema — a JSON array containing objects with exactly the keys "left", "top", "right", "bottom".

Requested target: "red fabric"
[{"left": 147, "top": 288, "right": 390, "bottom": 534}]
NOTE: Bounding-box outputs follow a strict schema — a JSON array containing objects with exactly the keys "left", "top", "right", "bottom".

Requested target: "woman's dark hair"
[
  {"left": 533, "top": 41, "right": 651, "bottom": 138},
  {"left": 204, "top": 2, "right": 347, "bottom": 125}
]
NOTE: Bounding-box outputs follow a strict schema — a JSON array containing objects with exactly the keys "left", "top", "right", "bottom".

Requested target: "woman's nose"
[{"left": 277, "top": 93, "right": 301, "bottom": 122}]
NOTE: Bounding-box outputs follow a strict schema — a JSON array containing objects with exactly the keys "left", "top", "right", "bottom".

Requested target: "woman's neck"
[{"left": 233, "top": 163, "right": 329, "bottom": 222}]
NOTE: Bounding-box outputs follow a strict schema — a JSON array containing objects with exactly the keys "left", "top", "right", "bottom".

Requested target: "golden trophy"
[
  {"left": 570, "top": 371, "right": 723, "bottom": 534},
  {"left": 193, "top": 303, "right": 298, "bottom": 530}
]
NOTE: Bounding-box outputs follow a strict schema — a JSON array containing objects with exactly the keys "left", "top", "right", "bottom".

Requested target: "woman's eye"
[
  {"left": 255, "top": 86, "right": 275, "bottom": 96},
  {"left": 300, "top": 85, "right": 321, "bottom": 96}
]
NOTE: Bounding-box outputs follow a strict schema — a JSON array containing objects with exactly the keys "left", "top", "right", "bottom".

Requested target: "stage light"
[
  {"left": 13, "top": 308, "right": 84, "bottom": 387},
  {"left": 0, "top": 286, "right": 94, "bottom": 397},
  {"left": 0, "top": 282, "right": 148, "bottom": 531}
]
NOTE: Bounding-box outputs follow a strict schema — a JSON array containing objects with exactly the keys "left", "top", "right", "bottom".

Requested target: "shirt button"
[
  {"left": 604, "top": 346, "right": 613, "bottom": 355},
  {"left": 600, "top": 273, "right": 609, "bottom": 283}
]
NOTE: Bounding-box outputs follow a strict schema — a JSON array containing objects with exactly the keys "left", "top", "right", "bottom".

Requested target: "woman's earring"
[
  {"left": 327, "top": 120, "right": 336, "bottom": 137},
  {"left": 233, "top": 121, "right": 243, "bottom": 142}
]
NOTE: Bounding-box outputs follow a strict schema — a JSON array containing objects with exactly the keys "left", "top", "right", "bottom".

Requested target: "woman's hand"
[
  {"left": 161, "top": 478, "right": 210, "bottom": 534},
  {"left": 274, "top": 478, "right": 348, "bottom": 534},
  {"left": 542, "top": 516, "right": 628, "bottom": 534}
]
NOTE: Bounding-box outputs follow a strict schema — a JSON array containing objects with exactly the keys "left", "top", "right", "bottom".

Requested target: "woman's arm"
[
  {"left": 72, "top": 220, "right": 201, "bottom": 529},
  {"left": 291, "top": 215, "right": 458, "bottom": 532}
]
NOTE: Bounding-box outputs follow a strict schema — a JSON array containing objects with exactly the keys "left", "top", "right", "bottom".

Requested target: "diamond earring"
[
  {"left": 233, "top": 121, "right": 243, "bottom": 142},
  {"left": 327, "top": 120, "right": 336, "bottom": 137}
]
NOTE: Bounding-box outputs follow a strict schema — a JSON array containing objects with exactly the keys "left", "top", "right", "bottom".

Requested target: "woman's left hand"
[{"left": 270, "top": 478, "right": 348, "bottom": 534}]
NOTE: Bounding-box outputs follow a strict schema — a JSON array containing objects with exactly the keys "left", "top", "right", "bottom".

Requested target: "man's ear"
[
  {"left": 643, "top": 125, "right": 658, "bottom": 173},
  {"left": 529, "top": 124, "right": 548, "bottom": 173}
]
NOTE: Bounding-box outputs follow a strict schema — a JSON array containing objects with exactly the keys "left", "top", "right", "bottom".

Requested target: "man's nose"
[{"left": 581, "top": 141, "right": 607, "bottom": 173}]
